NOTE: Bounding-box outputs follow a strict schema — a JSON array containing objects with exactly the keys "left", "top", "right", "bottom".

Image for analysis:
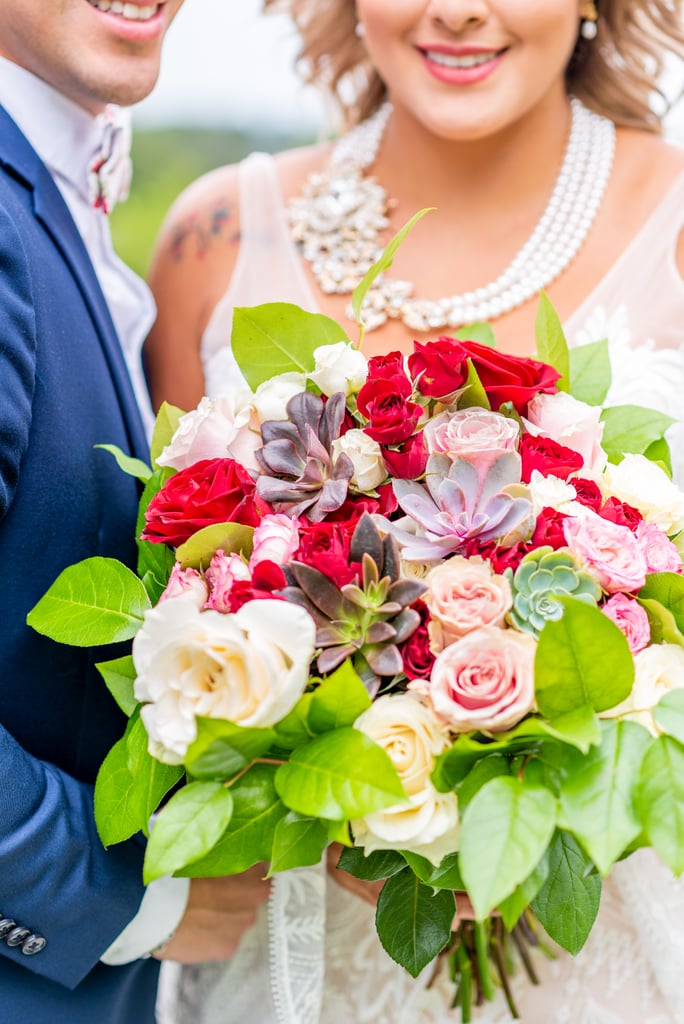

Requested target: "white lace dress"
[{"left": 157, "top": 154, "right": 684, "bottom": 1024}]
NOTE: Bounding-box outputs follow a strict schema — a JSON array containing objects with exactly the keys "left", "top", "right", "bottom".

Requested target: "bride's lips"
[
  {"left": 418, "top": 44, "right": 508, "bottom": 86},
  {"left": 84, "top": 0, "right": 168, "bottom": 43}
]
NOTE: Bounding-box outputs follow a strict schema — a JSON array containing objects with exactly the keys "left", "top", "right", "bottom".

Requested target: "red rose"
[
  {"left": 408, "top": 338, "right": 470, "bottom": 398},
  {"left": 471, "top": 539, "right": 532, "bottom": 574},
  {"left": 357, "top": 378, "right": 422, "bottom": 445},
  {"left": 295, "top": 521, "right": 360, "bottom": 587},
  {"left": 382, "top": 433, "right": 428, "bottom": 480},
  {"left": 228, "top": 560, "right": 288, "bottom": 612},
  {"left": 532, "top": 508, "right": 569, "bottom": 549},
  {"left": 400, "top": 604, "right": 435, "bottom": 681},
  {"left": 459, "top": 339, "right": 560, "bottom": 414},
  {"left": 599, "top": 497, "right": 643, "bottom": 533},
  {"left": 572, "top": 478, "right": 603, "bottom": 512},
  {"left": 366, "top": 351, "right": 408, "bottom": 382},
  {"left": 520, "top": 434, "right": 584, "bottom": 483},
  {"left": 143, "top": 458, "right": 261, "bottom": 547}
]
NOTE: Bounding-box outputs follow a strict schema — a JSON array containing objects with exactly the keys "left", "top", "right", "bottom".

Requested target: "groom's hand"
[{"left": 154, "top": 866, "right": 271, "bottom": 963}]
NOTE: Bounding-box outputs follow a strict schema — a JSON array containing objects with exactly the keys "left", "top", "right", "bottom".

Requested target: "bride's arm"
[{"left": 145, "top": 164, "right": 242, "bottom": 412}]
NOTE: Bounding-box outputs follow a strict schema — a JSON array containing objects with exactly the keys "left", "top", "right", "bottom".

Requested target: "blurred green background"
[{"left": 111, "top": 126, "right": 309, "bottom": 278}]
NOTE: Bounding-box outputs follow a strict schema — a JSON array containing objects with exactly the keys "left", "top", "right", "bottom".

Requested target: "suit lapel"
[{"left": 0, "top": 106, "right": 149, "bottom": 462}]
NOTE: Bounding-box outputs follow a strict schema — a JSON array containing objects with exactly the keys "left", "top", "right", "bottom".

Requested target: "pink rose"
[
  {"left": 424, "top": 408, "right": 519, "bottom": 476},
  {"left": 635, "top": 521, "right": 683, "bottom": 575},
  {"left": 424, "top": 556, "right": 513, "bottom": 653},
  {"left": 159, "top": 562, "right": 209, "bottom": 608},
  {"left": 601, "top": 594, "right": 651, "bottom": 655},
  {"left": 417, "top": 626, "right": 536, "bottom": 733},
  {"left": 525, "top": 393, "right": 606, "bottom": 475},
  {"left": 563, "top": 511, "right": 647, "bottom": 594},
  {"left": 204, "top": 549, "right": 251, "bottom": 613},
  {"left": 250, "top": 514, "right": 301, "bottom": 570}
]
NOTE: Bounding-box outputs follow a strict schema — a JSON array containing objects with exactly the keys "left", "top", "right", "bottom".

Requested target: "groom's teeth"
[{"left": 89, "top": 0, "right": 159, "bottom": 21}]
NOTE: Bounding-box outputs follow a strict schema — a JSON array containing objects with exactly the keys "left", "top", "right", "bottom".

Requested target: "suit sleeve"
[{"left": 0, "top": 204, "right": 149, "bottom": 988}]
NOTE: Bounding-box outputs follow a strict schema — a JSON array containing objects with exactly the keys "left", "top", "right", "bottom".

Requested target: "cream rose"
[
  {"left": 332, "top": 429, "right": 386, "bottom": 492},
  {"left": 309, "top": 342, "right": 368, "bottom": 397},
  {"left": 352, "top": 693, "right": 460, "bottom": 865},
  {"left": 601, "top": 642, "right": 684, "bottom": 734},
  {"left": 420, "top": 626, "right": 536, "bottom": 732},
  {"left": 602, "top": 454, "right": 684, "bottom": 535},
  {"left": 525, "top": 392, "right": 606, "bottom": 475},
  {"left": 424, "top": 556, "right": 512, "bottom": 653},
  {"left": 157, "top": 393, "right": 256, "bottom": 471},
  {"left": 251, "top": 372, "right": 307, "bottom": 423},
  {"left": 133, "top": 597, "right": 315, "bottom": 763}
]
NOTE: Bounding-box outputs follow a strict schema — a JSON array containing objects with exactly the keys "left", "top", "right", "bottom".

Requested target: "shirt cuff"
[{"left": 100, "top": 875, "right": 190, "bottom": 965}]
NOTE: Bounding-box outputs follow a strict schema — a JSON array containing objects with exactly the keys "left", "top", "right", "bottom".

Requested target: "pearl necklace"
[{"left": 287, "top": 98, "right": 616, "bottom": 332}]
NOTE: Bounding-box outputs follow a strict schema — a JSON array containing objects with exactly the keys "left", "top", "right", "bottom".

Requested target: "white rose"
[
  {"left": 601, "top": 454, "right": 684, "bottom": 535},
  {"left": 525, "top": 392, "right": 606, "bottom": 475},
  {"left": 332, "top": 429, "right": 386, "bottom": 492},
  {"left": 157, "top": 392, "right": 255, "bottom": 471},
  {"left": 527, "top": 471, "right": 588, "bottom": 517},
  {"left": 352, "top": 693, "right": 460, "bottom": 865},
  {"left": 133, "top": 597, "right": 315, "bottom": 764},
  {"left": 251, "top": 372, "right": 307, "bottom": 423},
  {"left": 601, "top": 643, "right": 684, "bottom": 735},
  {"left": 309, "top": 342, "right": 368, "bottom": 397}
]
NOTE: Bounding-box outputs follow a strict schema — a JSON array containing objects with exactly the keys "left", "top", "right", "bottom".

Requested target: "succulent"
[
  {"left": 282, "top": 514, "right": 426, "bottom": 694},
  {"left": 505, "top": 546, "right": 602, "bottom": 637},
  {"left": 255, "top": 391, "right": 354, "bottom": 521},
  {"left": 389, "top": 452, "right": 534, "bottom": 562}
]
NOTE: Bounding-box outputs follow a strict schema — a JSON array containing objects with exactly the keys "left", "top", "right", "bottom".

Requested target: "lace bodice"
[{"left": 157, "top": 153, "right": 684, "bottom": 1024}]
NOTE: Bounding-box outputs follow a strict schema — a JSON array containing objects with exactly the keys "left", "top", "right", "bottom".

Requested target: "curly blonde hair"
[{"left": 264, "top": 0, "right": 684, "bottom": 132}]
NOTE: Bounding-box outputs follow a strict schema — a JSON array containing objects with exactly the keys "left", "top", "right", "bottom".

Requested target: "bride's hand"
[{"left": 154, "top": 866, "right": 271, "bottom": 963}]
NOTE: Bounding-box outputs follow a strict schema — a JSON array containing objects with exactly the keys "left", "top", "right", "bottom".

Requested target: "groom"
[{"left": 0, "top": 3, "right": 269, "bottom": 1022}]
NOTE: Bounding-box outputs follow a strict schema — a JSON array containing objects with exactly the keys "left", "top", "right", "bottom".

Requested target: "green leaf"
[
  {"left": 639, "top": 597, "right": 684, "bottom": 648},
  {"left": 176, "top": 522, "right": 254, "bottom": 570},
  {"left": 531, "top": 831, "right": 601, "bottom": 955},
  {"left": 654, "top": 690, "right": 684, "bottom": 744},
  {"left": 125, "top": 715, "right": 184, "bottom": 835},
  {"left": 375, "top": 870, "right": 455, "bottom": 978},
  {"left": 535, "top": 598, "right": 634, "bottom": 717},
  {"left": 351, "top": 208, "right": 434, "bottom": 332},
  {"left": 456, "top": 359, "right": 491, "bottom": 411},
  {"left": 96, "top": 655, "right": 138, "bottom": 717},
  {"left": 432, "top": 733, "right": 542, "bottom": 793},
  {"left": 559, "top": 720, "right": 651, "bottom": 874},
  {"left": 185, "top": 719, "right": 277, "bottom": 780},
  {"left": 499, "top": 705, "right": 601, "bottom": 754},
  {"left": 459, "top": 777, "right": 557, "bottom": 919},
  {"left": 308, "top": 663, "right": 372, "bottom": 733},
  {"left": 269, "top": 812, "right": 328, "bottom": 875},
  {"left": 636, "top": 735, "right": 684, "bottom": 875},
  {"left": 273, "top": 693, "right": 316, "bottom": 750},
  {"left": 456, "top": 755, "right": 511, "bottom": 817},
  {"left": 643, "top": 437, "right": 673, "bottom": 476},
  {"left": 95, "top": 444, "right": 152, "bottom": 483},
  {"left": 498, "top": 854, "right": 550, "bottom": 931},
  {"left": 535, "top": 292, "right": 569, "bottom": 391},
  {"left": 178, "top": 763, "right": 286, "bottom": 877},
  {"left": 337, "top": 847, "right": 407, "bottom": 882},
  {"left": 27, "top": 557, "right": 151, "bottom": 646},
  {"left": 453, "top": 322, "right": 497, "bottom": 347},
  {"left": 600, "top": 405, "right": 676, "bottom": 462},
  {"left": 144, "top": 780, "right": 234, "bottom": 883},
  {"left": 135, "top": 466, "right": 176, "bottom": 599},
  {"left": 232, "top": 303, "right": 347, "bottom": 390},
  {"left": 327, "top": 819, "right": 351, "bottom": 845},
  {"left": 401, "top": 851, "right": 464, "bottom": 891},
  {"left": 275, "top": 727, "right": 406, "bottom": 820},
  {"left": 638, "top": 573, "right": 684, "bottom": 635},
  {"left": 568, "top": 338, "right": 611, "bottom": 405},
  {"left": 150, "top": 401, "right": 186, "bottom": 466}
]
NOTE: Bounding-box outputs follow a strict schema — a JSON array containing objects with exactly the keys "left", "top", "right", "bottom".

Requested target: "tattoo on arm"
[{"left": 170, "top": 200, "right": 239, "bottom": 262}]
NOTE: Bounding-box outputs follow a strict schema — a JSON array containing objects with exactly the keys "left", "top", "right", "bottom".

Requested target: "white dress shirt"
[{"left": 0, "top": 58, "right": 189, "bottom": 962}]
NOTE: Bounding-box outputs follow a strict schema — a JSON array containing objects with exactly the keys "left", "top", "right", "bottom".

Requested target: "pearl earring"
[
  {"left": 580, "top": 2, "right": 598, "bottom": 40},
  {"left": 355, "top": 21, "right": 366, "bottom": 39}
]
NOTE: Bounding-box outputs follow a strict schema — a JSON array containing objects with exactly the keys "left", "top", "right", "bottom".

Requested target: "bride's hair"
[{"left": 263, "top": 0, "right": 684, "bottom": 132}]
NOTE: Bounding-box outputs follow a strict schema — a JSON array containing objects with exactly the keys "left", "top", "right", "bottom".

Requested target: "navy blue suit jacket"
[{"left": 0, "top": 106, "right": 160, "bottom": 1021}]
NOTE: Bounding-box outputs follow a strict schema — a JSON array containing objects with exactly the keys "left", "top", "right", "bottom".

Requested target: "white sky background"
[{"left": 134, "top": 0, "right": 684, "bottom": 140}]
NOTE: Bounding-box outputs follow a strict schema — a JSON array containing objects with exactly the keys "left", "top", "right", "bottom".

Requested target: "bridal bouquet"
[{"left": 29, "top": 249, "right": 684, "bottom": 1018}]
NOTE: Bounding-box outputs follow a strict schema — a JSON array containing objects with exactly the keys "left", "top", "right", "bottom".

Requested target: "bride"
[{"left": 146, "top": 1, "right": 684, "bottom": 1021}]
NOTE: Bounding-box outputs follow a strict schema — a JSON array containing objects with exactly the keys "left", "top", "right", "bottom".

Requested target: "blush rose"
[{"left": 424, "top": 556, "right": 513, "bottom": 653}]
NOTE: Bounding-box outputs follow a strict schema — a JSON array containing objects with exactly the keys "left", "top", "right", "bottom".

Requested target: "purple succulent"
[
  {"left": 255, "top": 391, "right": 354, "bottom": 521},
  {"left": 389, "top": 452, "right": 534, "bottom": 561}
]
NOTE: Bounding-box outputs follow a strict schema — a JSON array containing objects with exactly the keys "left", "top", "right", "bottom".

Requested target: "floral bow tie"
[{"left": 88, "top": 105, "right": 133, "bottom": 215}]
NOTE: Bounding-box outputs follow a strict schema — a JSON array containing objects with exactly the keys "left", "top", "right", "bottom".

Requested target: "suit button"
[
  {"left": 0, "top": 919, "right": 16, "bottom": 938},
  {"left": 21, "top": 934, "right": 47, "bottom": 956},
  {"left": 6, "top": 927, "right": 31, "bottom": 947}
]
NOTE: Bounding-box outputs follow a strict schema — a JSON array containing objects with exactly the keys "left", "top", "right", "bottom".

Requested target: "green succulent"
[{"left": 505, "top": 546, "right": 602, "bottom": 637}]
